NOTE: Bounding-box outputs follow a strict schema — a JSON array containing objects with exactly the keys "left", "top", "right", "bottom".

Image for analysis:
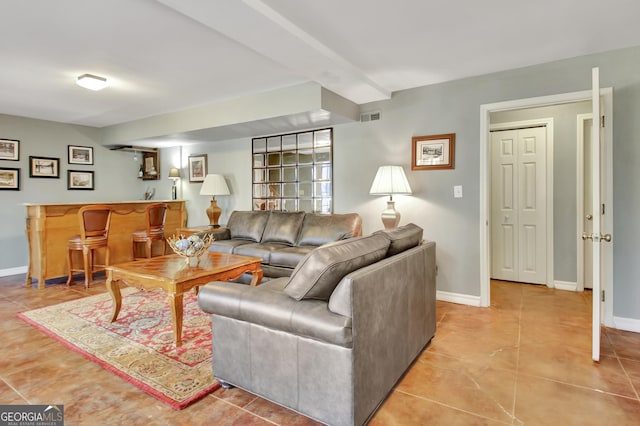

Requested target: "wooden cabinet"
[{"left": 25, "top": 200, "right": 186, "bottom": 288}]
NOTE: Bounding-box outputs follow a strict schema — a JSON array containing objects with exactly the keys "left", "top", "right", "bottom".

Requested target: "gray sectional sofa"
[
  {"left": 207, "top": 210, "right": 363, "bottom": 279},
  {"left": 198, "top": 223, "right": 436, "bottom": 426}
]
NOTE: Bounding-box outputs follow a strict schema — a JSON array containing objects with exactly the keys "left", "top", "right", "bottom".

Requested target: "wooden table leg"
[
  {"left": 168, "top": 292, "right": 184, "bottom": 347},
  {"left": 249, "top": 266, "right": 264, "bottom": 286},
  {"left": 106, "top": 271, "right": 122, "bottom": 322}
]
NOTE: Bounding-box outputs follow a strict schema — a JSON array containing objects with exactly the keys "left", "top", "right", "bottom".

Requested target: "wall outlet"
[{"left": 454, "top": 185, "right": 463, "bottom": 198}]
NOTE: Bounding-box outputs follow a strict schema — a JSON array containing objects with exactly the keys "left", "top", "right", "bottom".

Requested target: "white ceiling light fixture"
[{"left": 76, "top": 73, "right": 109, "bottom": 91}]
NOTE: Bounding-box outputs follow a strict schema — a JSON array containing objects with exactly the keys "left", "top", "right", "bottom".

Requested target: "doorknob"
[
  {"left": 582, "top": 232, "right": 612, "bottom": 242},
  {"left": 586, "top": 214, "right": 593, "bottom": 220}
]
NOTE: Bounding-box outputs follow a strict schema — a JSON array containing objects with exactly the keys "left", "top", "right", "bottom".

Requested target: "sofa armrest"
[
  {"left": 198, "top": 279, "right": 353, "bottom": 347},
  {"left": 208, "top": 227, "right": 230, "bottom": 240}
]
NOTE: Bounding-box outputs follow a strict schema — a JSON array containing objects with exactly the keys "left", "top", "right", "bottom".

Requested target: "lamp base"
[
  {"left": 206, "top": 198, "right": 222, "bottom": 227},
  {"left": 171, "top": 184, "right": 177, "bottom": 200},
  {"left": 380, "top": 200, "right": 401, "bottom": 230}
]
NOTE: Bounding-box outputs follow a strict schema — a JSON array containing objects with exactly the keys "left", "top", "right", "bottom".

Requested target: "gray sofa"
[
  {"left": 208, "top": 210, "right": 362, "bottom": 279},
  {"left": 198, "top": 223, "right": 436, "bottom": 426}
]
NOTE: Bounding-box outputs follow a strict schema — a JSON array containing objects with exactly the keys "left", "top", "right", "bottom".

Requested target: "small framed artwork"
[
  {"left": 188, "top": 154, "right": 207, "bottom": 182},
  {"left": 29, "top": 156, "right": 60, "bottom": 178},
  {"left": 141, "top": 151, "right": 159, "bottom": 180},
  {"left": 0, "top": 139, "right": 20, "bottom": 161},
  {"left": 68, "top": 145, "right": 94, "bottom": 165},
  {"left": 0, "top": 167, "right": 20, "bottom": 190},
  {"left": 411, "top": 133, "right": 456, "bottom": 170},
  {"left": 67, "top": 170, "right": 94, "bottom": 190}
]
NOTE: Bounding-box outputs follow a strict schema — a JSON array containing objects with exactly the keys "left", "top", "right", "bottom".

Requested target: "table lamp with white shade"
[
  {"left": 369, "top": 165, "right": 412, "bottom": 229},
  {"left": 199, "top": 174, "right": 231, "bottom": 227}
]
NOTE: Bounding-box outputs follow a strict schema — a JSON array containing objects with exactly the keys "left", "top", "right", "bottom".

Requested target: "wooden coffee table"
[{"left": 105, "top": 252, "right": 263, "bottom": 347}]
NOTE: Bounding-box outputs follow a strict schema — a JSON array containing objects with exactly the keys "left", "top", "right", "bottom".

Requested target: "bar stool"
[
  {"left": 66, "top": 205, "right": 112, "bottom": 288},
  {"left": 132, "top": 203, "right": 168, "bottom": 259}
]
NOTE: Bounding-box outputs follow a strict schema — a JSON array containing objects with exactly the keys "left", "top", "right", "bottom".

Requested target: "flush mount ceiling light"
[{"left": 76, "top": 73, "right": 109, "bottom": 91}]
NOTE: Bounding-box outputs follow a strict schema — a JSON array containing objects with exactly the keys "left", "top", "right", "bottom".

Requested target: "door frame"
[
  {"left": 490, "top": 119, "right": 554, "bottom": 287},
  {"left": 479, "top": 89, "right": 613, "bottom": 328}
]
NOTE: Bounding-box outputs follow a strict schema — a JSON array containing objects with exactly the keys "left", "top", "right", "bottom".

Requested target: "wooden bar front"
[{"left": 25, "top": 200, "right": 187, "bottom": 289}]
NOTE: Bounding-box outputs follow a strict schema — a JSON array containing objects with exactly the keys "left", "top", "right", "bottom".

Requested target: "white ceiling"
[{"left": 2, "top": 0, "right": 640, "bottom": 129}]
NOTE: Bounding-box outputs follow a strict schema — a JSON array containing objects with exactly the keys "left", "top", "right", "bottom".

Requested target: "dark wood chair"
[
  {"left": 66, "top": 205, "right": 112, "bottom": 288},
  {"left": 132, "top": 203, "right": 168, "bottom": 259}
]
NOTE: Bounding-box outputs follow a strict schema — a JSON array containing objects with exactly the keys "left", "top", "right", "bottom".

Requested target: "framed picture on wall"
[
  {"left": 29, "top": 156, "right": 60, "bottom": 178},
  {"left": 141, "top": 151, "right": 159, "bottom": 180},
  {"left": 188, "top": 154, "right": 207, "bottom": 182},
  {"left": 411, "top": 133, "right": 456, "bottom": 170},
  {"left": 0, "top": 167, "right": 20, "bottom": 190},
  {"left": 0, "top": 139, "right": 20, "bottom": 161},
  {"left": 67, "top": 170, "right": 94, "bottom": 190},
  {"left": 68, "top": 145, "right": 94, "bottom": 165}
]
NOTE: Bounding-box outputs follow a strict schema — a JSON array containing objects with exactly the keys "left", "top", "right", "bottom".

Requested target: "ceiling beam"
[{"left": 157, "top": 0, "right": 391, "bottom": 104}]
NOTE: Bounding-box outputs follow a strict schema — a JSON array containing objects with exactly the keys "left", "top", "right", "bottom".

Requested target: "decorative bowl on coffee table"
[{"left": 167, "top": 232, "right": 215, "bottom": 265}]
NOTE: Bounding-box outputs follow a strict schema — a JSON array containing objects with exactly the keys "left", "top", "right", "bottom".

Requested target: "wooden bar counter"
[{"left": 25, "top": 200, "right": 186, "bottom": 289}]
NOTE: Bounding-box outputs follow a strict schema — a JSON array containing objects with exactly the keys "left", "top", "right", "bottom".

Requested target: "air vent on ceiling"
[{"left": 360, "top": 111, "right": 381, "bottom": 122}]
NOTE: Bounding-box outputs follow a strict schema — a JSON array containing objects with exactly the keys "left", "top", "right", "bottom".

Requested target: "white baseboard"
[
  {"left": 612, "top": 316, "right": 640, "bottom": 333},
  {"left": 553, "top": 280, "right": 578, "bottom": 291},
  {"left": 0, "top": 265, "right": 27, "bottom": 277},
  {"left": 436, "top": 290, "right": 481, "bottom": 307}
]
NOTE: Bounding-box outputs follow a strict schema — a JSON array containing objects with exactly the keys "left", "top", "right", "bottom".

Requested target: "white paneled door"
[
  {"left": 491, "top": 127, "right": 547, "bottom": 285},
  {"left": 589, "top": 67, "right": 602, "bottom": 362},
  {"left": 581, "top": 116, "right": 594, "bottom": 290}
]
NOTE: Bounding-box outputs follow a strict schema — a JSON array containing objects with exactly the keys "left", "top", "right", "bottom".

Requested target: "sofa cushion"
[
  {"left": 284, "top": 234, "right": 390, "bottom": 301},
  {"left": 198, "top": 278, "right": 353, "bottom": 347},
  {"left": 233, "top": 242, "right": 290, "bottom": 264},
  {"left": 270, "top": 246, "right": 315, "bottom": 268},
  {"left": 208, "top": 239, "right": 253, "bottom": 254},
  {"left": 226, "top": 210, "right": 270, "bottom": 242},
  {"left": 374, "top": 223, "right": 423, "bottom": 256},
  {"left": 261, "top": 211, "right": 305, "bottom": 246},
  {"left": 297, "top": 213, "right": 362, "bottom": 247}
]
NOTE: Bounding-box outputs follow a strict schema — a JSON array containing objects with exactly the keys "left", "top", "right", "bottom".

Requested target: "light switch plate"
[{"left": 454, "top": 185, "right": 463, "bottom": 198}]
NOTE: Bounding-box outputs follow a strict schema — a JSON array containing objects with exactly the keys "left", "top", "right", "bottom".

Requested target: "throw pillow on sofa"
[
  {"left": 284, "top": 234, "right": 390, "bottom": 301},
  {"left": 261, "top": 211, "right": 305, "bottom": 246},
  {"left": 297, "top": 213, "right": 362, "bottom": 247},
  {"left": 373, "top": 222, "right": 423, "bottom": 256},
  {"left": 226, "top": 210, "right": 270, "bottom": 242}
]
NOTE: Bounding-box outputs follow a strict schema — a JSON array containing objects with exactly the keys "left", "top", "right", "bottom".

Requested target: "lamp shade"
[
  {"left": 369, "top": 165, "right": 412, "bottom": 195},
  {"left": 199, "top": 174, "right": 230, "bottom": 196},
  {"left": 168, "top": 167, "right": 180, "bottom": 179}
]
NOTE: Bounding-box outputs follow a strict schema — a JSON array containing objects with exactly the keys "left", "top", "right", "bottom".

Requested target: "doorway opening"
[{"left": 479, "top": 89, "right": 613, "bottom": 328}]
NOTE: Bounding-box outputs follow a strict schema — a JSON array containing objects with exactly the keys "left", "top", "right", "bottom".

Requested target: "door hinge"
[
  {"left": 601, "top": 115, "right": 605, "bottom": 128},
  {"left": 602, "top": 290, "right": 605, "bottom": 302},
  {"left": 602, "top": 204, "right": 606, "bottom": 215}
]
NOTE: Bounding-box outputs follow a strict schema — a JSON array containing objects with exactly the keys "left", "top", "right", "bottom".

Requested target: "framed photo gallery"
[{"left": 0, "top": 139, "right": 97, "bottom": 190}]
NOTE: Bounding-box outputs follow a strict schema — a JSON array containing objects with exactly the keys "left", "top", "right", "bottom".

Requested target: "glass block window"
[{"left": 252, "top": 128, "right": 333, "bottom": 213}]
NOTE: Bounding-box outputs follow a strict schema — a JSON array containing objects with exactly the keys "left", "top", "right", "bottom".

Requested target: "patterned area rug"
[{"left": 17, "top": 287, "right": 219, "bottom": 409}]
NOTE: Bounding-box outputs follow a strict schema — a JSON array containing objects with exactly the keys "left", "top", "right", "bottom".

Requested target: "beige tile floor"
[{"left": 1, "top": 276, "right": 640, "bottom": 425}]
